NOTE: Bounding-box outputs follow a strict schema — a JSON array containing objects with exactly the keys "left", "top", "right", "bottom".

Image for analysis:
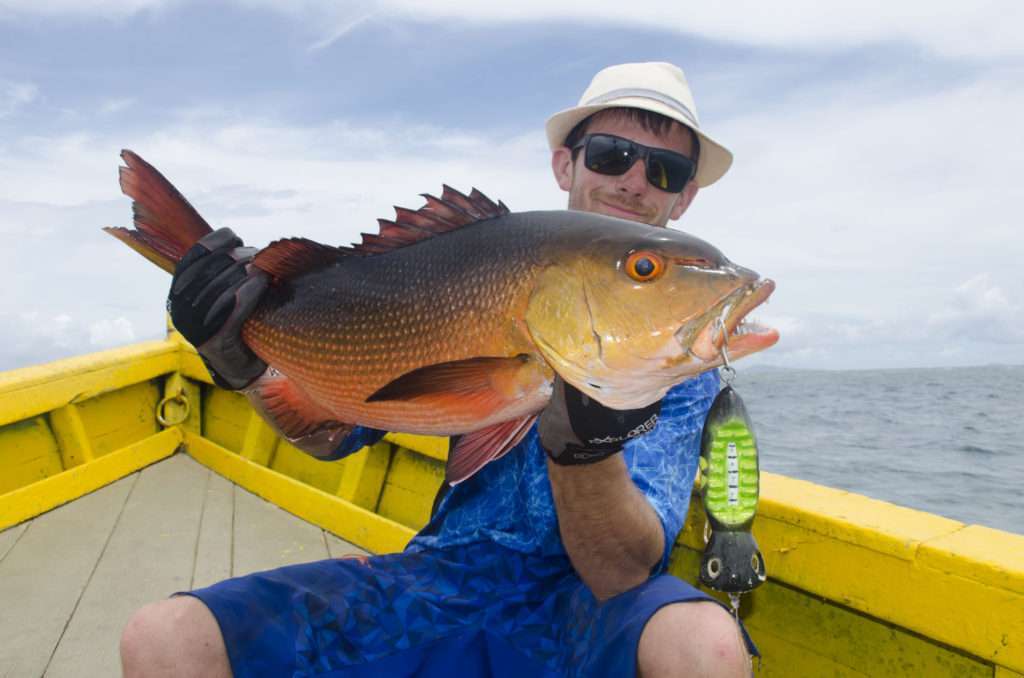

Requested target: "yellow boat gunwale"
[{"left": 1, "top": 330, "right": 1021, "bottom": 676}]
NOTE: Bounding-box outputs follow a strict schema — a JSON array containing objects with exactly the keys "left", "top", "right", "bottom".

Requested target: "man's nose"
[{"left": 616, "top": 157, "right": 648, "bottom": 195}]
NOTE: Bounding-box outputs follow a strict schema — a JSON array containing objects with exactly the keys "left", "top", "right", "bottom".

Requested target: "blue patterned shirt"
[{"left": 409, "top": 370, "right": 720, "bottom": 571}]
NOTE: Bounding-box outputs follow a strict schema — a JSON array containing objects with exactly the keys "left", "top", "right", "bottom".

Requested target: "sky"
[{"left": 1, "top": 1, "right": 1022, "bottom": 372}]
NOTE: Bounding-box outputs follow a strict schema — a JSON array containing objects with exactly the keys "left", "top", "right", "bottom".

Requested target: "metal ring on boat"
[{"left": 157, "top": 392, "right": 190, "bottom": 426}]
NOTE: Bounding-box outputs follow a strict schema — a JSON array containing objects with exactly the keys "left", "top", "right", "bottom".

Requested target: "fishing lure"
[{"left": 697, "top": 375, "right": 767, "bottom": 598}]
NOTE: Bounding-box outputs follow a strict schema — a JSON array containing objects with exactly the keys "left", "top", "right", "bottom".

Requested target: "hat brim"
[{"left": 544, "top": 99, "right": 733, "bottom": 188}]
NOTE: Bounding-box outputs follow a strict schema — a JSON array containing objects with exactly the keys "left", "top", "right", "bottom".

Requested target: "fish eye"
[{"left": 625, "top": 251, "right": 665, "bottom": 282}]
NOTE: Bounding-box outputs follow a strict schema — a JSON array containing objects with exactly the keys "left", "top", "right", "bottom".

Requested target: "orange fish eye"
[{"left": 625, "top": 251, "right": 665, "bottom": 282}]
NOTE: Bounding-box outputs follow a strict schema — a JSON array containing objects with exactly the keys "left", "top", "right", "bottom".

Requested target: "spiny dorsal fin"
[
  {"left": 350, "top": 186, "right": 510, "bottom": 256},
  {"left": 252, "top": 237, "right": 350, "bottom": 282}
]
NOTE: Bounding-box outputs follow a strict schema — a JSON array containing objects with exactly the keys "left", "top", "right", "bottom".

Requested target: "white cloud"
[
  {"left": 19, "top": 311, "right": 76, "bottom": 349},
  {"left": 0, "top": 115, "right": 561, "bottom": 372},
  {"left": 89, "top": 316, "right": 137, "bottom": 346},
  {"left": 0, "top": 80, "right": 37, "bottom": 119},
  {"left": 1, "top": 9, "right": 1023, "bottom": 371},
  {"left": 374, "top": 0, "right": 1024, "bottom": 60},
  {"left": 0, "top": 0, "right": 167, "bottom": 18},
  {"left": 3, "top": 71, "right": 1023, "bottom": 372},
  {"left": 5, "top": 1, "right": 1022, "bottom": 60},
  {"left": 929, "top": 274, "right": 1024, "bottom": 344},
  {"left": 0, "top": 310, "right": 153, "bottom": 371},
  {"left": 99, "top": 97, "right": 135, "bottom": 115}
]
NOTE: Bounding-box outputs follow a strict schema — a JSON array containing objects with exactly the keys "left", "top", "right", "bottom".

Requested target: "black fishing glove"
[
  {"left": 168, "top": 227, "right": 269, "bottom": 390},
  {"left": 539, "top": 375, "right": 663, "bottom": 465}
]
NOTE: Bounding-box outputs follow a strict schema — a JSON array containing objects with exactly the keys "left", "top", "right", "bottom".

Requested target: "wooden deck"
[{"left": 0, "top": 452, "right": 368, "bottom": 677}]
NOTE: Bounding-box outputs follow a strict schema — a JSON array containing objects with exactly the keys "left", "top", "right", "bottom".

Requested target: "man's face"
[{"left": 551, "top": 113, "right": 699, "bottom": 228}]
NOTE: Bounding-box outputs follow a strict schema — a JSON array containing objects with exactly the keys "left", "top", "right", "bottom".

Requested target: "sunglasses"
[{"left": 572, "top": 133, "right": 696, "bottom": 193}]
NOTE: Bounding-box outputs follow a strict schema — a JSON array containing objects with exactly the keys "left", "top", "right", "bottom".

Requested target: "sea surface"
[{"left": 734, "top": 364, "right": 1024, "bottom": 535}]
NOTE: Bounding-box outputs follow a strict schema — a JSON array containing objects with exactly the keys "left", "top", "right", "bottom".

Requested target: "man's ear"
[
  {"left": 551, "top": 147, "right": 574, "bottom": 192},
  {"left": 669, "top": 181, "right": 699, "bottom": 221}
]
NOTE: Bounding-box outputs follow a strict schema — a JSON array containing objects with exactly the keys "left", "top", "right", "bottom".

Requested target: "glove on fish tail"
[{"left": 103, "top": 149, "right": 214, "bottom": 273}]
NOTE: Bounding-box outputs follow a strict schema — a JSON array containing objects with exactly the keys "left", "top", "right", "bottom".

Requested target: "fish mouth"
[{"left": 684, "top": 279, "right": 778, "bottom": 365}]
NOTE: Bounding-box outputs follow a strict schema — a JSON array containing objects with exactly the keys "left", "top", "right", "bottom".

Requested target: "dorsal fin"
[
  {"left": 349, "top": 186, "right": 510, "bottom": 256},
  {"left": 252, "top": 237, "right": 350, "bottom": 282}
]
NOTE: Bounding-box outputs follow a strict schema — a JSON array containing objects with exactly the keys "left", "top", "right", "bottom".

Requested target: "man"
[{"left": 121, "top": 62, "right": 757, "bottom": 677}]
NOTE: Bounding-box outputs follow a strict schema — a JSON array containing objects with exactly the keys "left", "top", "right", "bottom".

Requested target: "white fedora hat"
[{"left": 545, "top": 62, "right": 733, "bottom": 188}]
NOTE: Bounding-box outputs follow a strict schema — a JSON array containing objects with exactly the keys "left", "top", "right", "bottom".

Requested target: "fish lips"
[{"left": 682, "top": 278, "right": 778, "bottom": 365}]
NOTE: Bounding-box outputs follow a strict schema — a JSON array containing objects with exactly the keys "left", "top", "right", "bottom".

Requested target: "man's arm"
[
  {"left": 538, "top": 376, "right": 671, "bottom": 600},
  {"left": 547, "top": 455, "right": 664, "bottom": 600}
]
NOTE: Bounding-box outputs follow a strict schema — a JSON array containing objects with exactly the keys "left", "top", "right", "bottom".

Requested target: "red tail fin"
[{"left": 103, "top": 150, "right": 213, "bottom": 273}]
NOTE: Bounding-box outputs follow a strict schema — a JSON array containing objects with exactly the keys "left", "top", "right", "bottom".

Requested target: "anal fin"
[{"left": 446, "top": 414, "right": 538, "bottom": 485}]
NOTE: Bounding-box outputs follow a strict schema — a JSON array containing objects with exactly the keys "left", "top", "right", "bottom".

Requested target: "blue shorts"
[{"left": 180, "top": 542, "right": 757, "bottom": 677}]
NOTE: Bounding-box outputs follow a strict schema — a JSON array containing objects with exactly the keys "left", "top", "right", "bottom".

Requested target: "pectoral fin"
[{"left": 367, "top": 355, "right": 547, "bottom": 414}]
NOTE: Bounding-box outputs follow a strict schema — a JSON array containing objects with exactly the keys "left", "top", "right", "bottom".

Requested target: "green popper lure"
[{"left": 697, "top": 384, "right": 767, "bottom": 593}]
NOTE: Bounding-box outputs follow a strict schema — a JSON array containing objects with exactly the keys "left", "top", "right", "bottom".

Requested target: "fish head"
[{"left": 526, "top": 222, "right": 778, "bottom": 409}]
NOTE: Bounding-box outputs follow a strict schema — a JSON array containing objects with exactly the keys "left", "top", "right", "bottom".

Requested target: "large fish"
[{"left": 106, "top": 150, "right": 779, "bottom": 483}]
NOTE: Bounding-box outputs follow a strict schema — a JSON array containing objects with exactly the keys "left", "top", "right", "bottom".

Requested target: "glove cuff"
[{"left": 539, "top": 377, "right": 661, "bottom": 465}]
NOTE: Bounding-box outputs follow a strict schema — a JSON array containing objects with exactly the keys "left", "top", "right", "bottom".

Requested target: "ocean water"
[{"left": 733, "top": 364, "right": 1024, "bottom": 535}]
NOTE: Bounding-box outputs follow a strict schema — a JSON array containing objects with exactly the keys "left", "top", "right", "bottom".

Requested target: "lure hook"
[{"left": 716, "top": 318, "right": 736, "bottom": 385}]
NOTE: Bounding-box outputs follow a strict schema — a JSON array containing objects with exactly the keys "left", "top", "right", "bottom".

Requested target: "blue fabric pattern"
[
  {"left": 410, "top": 371, "right": 720, "bottom": 570},
  {"left": 183, "top": 540, "right": 751, "bottom": 678},
  {"left": 320, "top": 425, "right": 388, "bottom": 460}
]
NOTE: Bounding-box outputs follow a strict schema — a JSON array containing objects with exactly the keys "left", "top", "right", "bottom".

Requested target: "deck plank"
[
  {"left": 2, "top": 454, "right": 376, "bottom": 678},
  {"left": 232, "top": 484, "right": 330, "bottom": 576},
  {"left": 191, "top": 471, "right": 234, "bottom": 590},
  {"left": 0, "top": 475, "right": 134, "bottom": 678},
  {"left": 0, "top": 520, "right": 29, "bottom": 562},
  {"left": 44, "top": 454, "right": 208, "bottom": 678}
]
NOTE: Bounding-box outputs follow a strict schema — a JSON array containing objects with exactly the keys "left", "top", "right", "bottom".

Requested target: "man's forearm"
[{"left": 547, "top": 454, "right": 665, "bottom": 600}]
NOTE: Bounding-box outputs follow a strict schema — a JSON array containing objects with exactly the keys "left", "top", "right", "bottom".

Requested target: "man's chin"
[{"left": 594, "top": 200, "right": 654, "bottom": 224}]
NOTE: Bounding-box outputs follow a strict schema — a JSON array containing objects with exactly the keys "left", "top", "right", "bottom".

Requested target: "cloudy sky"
[{"left": 1, "top": 1, "right": 1022, "bottom": 372}]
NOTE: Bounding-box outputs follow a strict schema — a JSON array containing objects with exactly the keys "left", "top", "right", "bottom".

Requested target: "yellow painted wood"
[
  {"left": 0, "top": 416, "right": 63, "bottom": 494},
  {"left": 757, "top": 472, "right": 966, "bottom": 560},
  {"left": 336, "top": 442, "right": 392, "bottom": 510},
  {"left": 0, "top": 340, "right": 178, "bottom": 427},
  {"left": 918, "top": 524, "right": 1024, "bottom": 595},
  {"left": 385, "top": 433, "right": 449, "bottom": 462},
  {"left": 669, "top": 545, "right": 992, "bottom": 677},
  {"left": 271, "top": 439, "right": 347, "bottom": 495},
  {"left": 996, "top": 667, "right": 1024, "bottom": 677},
  {"left": 178, "top": 375, "right": 202, "bottom": 435},
  {"left": 673, "top": 476, "right": 1024, "bottom": 673},
  {"left": 49, "top": 403, "right": 95, "bottom": 469},
  {"left": 179, "top": 350, "right": 214, "bottom": 385},
  {"left": 202, "top": 387, "right": 252, "bottom": 453},
  {"left": 0, "top": 428, "right": 182, "bottom": 531},
  {"left": 240, "top": 411, "right": 278, "bottom": 466},
  {"left": 378, "top": 447, "right": 444, "bottom": 530},
  {"left": 750, "top": 626, "right": 871, "bottom": 677},
  {"left": 377, "top": 484, "right": 434, "bottom": 530},
  {"left": 183, "top": 431, "right": 414, "bottom": 555},
  {"left": 76, "top": 380, "right": 160, "bottom": 457}
]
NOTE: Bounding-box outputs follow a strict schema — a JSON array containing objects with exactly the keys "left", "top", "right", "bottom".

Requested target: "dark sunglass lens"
[
  {"left": 648, "top": 150, "right": 694, "bottom": 192},
  {"left": 586, "top": 135, "right": 636, "bottom": 176}
]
